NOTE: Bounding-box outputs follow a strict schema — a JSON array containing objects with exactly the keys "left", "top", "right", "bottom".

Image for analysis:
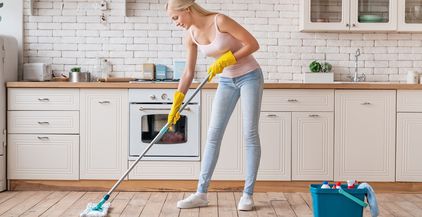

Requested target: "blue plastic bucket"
[{"left": 310, "top": 184, "right": 367, "bottom": 217}]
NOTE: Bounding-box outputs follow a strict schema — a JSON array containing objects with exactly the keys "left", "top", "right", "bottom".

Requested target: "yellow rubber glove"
[
  {"left": 167, "top": 90, "right": 185, "bottom": 128},
  {"left": 207, "top": 50, "right": 237, "bottom": 81}
]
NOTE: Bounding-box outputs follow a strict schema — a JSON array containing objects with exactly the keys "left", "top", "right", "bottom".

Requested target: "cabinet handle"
[
  {"left": 37, "top": 136, "right": 49, "bottom": 140},
  {"left": 361, "top": 102, "right": 371, "bottom": 105},
  {"left": 99, "top": 100, "right": 110, "bottom": 104},
  {"left": 287, "top": 99, "right": 298, "bottom": 103},
  {"left": 266, "top": 114, "right": 278, "bottom": 118},
  {"left": 38, "top": 98, "right": 50, "bottom": 102},
  {"left": 346, "top": 23, "right": 350, "bottom": 27},
  {"left": 308, "top": 114, "right": 320, "bottom": 118},
  {"left": 352, "top": 23, "right": 356, "bottom": 27},
  {"left": 37, "top": 121, "right": 50, "bottom": 125}
]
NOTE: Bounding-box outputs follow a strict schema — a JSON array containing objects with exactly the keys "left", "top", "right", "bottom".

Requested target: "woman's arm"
[
  {"left": 217, "top": 14, "right": 260, "bottom": 60},
  {"left": 177, "top": 31, "right": 198, "bottom": 94}
]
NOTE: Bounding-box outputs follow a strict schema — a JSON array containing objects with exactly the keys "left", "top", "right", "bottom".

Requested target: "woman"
[{"left": 166, "top": 0, "right": 263, "bottom": 211}]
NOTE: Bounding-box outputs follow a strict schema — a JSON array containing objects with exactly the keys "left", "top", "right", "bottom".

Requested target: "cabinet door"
[
  {"left": 335, "top": 90, "right": 396, "bottom": 181},
  {"left": 0, "top": 156, "right": 5, "bottom": 191},
  {"left": 300, "top": 0, "right": 350, "bottom": 31},
  {"left": 80, "top": 89, "right": 128, "bottom": 179},
  {"left": 397, "top": 113, "right": 422, "bottom": 181},
  {"left": 258, "top": 112, "right": 291, "bottom": 180},
  {"left": 398, "top": 0, "right": 422, "bottom": 32},
  {"left": 201, "top": 90, "right": 243, "bottom": 180},
  {"left": 292, "top": 112, "right": 333, "bottom": 181},
  {"left": 350, "top": 0, "right": 397, "bottom": 31},
  {"left": 8, "top": 134, "right": 79, "bottom": 180}
]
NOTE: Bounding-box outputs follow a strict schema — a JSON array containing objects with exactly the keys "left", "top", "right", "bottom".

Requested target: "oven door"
[{"left": 129, "top": 103, "right": 200, "bottom": 159}]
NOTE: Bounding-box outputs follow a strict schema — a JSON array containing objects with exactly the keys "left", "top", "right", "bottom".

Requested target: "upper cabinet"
[
  {"left": 398, "top": 0, "right": 422, "bottom": 32},
  {"left": 301, "top": 0, "right": 397, "bottom": 32}
]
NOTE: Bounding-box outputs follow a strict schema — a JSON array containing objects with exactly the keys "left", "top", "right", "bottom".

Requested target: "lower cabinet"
[
  {"left": 8, "top": 134, "right": 79, "bottom": 180},
  {"left": 292, "top": 112, "right": 334, "bottom": 181},
  {"left": 334, "top": 90, "right": 396, "bottom": 182},
  {"left": 396, "top": 113, "right": 422, "bottom": 181},
  {"left": 259, "top": 112, "right": 291, "bottom": 180},
  {"left": 0, "top": 155, "right": 6, "bottom": 191},
  {"left": 80, "top": 89, "right": 128, "bottom": 179}
]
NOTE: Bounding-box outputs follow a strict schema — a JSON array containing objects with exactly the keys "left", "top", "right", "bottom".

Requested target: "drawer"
[
  {"left": 8, "top": 88, "right": 79, "bottom": 110},
  {"left": 7, "top": 134, "right": 79, "bottom": 180},
  {"left": 128, "top": 161, "right": 200, "bottom": 180},
  {"left": 8, "top": 111, "right": 79, "bottom": 134},
  {"left": 261, "top": 89, "right": 334, "bottom": 111},
  {"left": 397, "top": 90, "right": 422, "bottom": 112}
]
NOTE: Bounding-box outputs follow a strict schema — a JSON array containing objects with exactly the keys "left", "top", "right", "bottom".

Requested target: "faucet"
[{"left": 348, "top": 48, "right": 366, "bottom": 82}]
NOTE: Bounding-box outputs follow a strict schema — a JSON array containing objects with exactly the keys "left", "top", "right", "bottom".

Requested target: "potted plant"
[{"left": 304, "top": 60, "right": 334, "bottom": 83}]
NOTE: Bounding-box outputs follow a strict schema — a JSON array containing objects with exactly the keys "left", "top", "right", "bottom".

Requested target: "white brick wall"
[{"left": 23, "top": 0, "right": 422, "bottom": 82}]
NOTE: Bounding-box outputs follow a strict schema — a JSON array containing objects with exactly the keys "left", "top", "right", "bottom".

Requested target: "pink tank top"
[{"left": 189, "top": 14, "right": 260, "bottom": 78}]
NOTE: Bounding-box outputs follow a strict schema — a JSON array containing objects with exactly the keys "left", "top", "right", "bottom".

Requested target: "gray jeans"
[{"left": 197, "top": 68, "right": 264, "bottom": 196}]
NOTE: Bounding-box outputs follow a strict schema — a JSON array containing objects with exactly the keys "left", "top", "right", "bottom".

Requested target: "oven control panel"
[{"left": 129, "top": 89, "right": 200, "bottom": 104}]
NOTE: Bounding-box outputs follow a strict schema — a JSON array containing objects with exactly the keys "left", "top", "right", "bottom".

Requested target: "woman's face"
[{"left": 167, "top": 8, "right": 191, "bottom": 29}]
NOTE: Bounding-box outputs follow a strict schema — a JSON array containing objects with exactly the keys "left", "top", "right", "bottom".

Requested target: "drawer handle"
[
  {"left": 287, "top": 99, "right": 298, "bottom": 103},
  {"left": 37, "top": 121, "right": 50, "bottom": 125},
  {"left": 266, "top": 114, "right": 278, "bottom": 117},
  {"left": 99, "top": 100, "right": 111, "bottom": 104},
  {"left": 38, "top": 98, "right": 50, "bottom": 102},
  {"left": 37, "top": 136, "right": 49, "bottom": 140},
  {"left": 361, "top": 102, "right": 371, "bottom": 105},
  {"left": 309, "top": 114, "right": 320, "bottom": 118}
]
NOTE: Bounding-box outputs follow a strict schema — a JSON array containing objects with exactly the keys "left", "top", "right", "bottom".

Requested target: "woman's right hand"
[{"left": 167, "top": 90, "right": 185, "bottom": 127}]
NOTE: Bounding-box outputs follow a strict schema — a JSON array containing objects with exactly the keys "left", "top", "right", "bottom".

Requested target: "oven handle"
[{"left": 139, "top": 107, "right": 191, "bottom": 111}]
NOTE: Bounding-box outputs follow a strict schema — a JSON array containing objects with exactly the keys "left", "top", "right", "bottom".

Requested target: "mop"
[{"left": 80, "top": 75, "right": 210, "bottom": 217}]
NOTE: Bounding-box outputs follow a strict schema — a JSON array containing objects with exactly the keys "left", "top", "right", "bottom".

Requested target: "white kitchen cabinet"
[
  {"left": 201, "top": 90, "right": 244, "bottom": 180},
  {"left": 7, "top": 88, "right": 80, "bottom": 180},
  {"left": 80, "top": 89, "right": 128, "bottom": 179},
  {"left": 301, "top": 0, "right": 397, "bottom": 32},
  {"left": 8, "top": 134, "right": 79, "bottom": 180},
  {"left": 258, "top": 112, "right": 291, "bottom": 180},
  {"left": 396, "top": 113, "right": 422, "bottom": 181},
  {"left": 396, "top": 90, "right": 422, "bottom": 182},
  {"left": 334, "top": 90, "right": 396, "bottom": 181},
  {"left": 0, "top": 156, "right": 6, "bottom": 191},
  {"left": 398, "top": 0, "right": 422, "bottom": 32},
  {"left": 292, "top": 112, "right": 334, "bottom": 181}
]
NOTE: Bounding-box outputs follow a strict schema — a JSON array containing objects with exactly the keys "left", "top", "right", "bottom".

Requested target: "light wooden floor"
[{"left": 0, "top": 191, "right": 421, "bottom": 217}]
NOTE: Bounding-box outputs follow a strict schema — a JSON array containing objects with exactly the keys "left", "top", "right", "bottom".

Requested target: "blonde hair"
[{"left": 166, "top": 0, "right": 216, "bottom": 16}]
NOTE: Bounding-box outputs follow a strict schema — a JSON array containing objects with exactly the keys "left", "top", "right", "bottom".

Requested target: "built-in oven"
[{"left": 129, "top": 89, "right": 200, "bottom": 161}]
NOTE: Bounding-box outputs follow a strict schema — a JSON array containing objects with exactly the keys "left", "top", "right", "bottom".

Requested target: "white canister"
[{"left": 407, "top": 71, "right": 419, "bottom": 84}]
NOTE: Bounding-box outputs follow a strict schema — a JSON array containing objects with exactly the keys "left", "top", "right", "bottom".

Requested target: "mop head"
[{"left": 80, "top": 202, "right": 110, "bottom": 217}]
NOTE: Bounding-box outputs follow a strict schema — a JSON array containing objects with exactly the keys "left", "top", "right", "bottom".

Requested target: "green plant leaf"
[{"left": 309, "top": 60, "right": 322, "bottom": 73}]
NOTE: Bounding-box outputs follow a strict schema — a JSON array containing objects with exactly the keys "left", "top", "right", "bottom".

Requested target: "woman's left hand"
[{"left": 207, "top": 50, "right": 237, "bottom": 81}]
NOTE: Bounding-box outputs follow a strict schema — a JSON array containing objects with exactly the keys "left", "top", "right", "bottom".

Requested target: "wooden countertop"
[{"left": 6, "top": 81, "right": 422, "bottom": 90}]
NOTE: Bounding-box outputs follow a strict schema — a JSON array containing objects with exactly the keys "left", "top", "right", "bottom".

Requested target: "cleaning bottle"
[
  {"left": 321, "top": 181, "right": 331, "bottom": 189},
  {"left": 333, "top": 181, "right": 341, "bottom": 189}
]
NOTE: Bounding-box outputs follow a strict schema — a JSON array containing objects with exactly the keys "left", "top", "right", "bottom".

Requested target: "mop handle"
[{"left": 106, "top": 75, "right": 210, "bottom": 196}]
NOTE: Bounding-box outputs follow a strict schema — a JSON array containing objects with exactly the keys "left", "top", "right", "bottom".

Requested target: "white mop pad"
[{"left": 80, "top": 202, "right": 110, "bottom": 217}]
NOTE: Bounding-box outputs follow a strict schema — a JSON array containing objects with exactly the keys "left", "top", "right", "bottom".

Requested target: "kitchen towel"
[{"left": 357, "top": 183, "right": 379, "bottom": 217}]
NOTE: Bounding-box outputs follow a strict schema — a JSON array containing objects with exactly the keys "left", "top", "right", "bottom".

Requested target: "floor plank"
[
  {"left": 0, "top": 191, "right": 37, "bottom": 215},
  {"left": 120, "top": 192, "right": 151, "bottom": 217},
  {"left": 251, "top": 193, "right": 277, "bottom": 217},
  {"left": 139, "top": 192, "right": 167, "bottom": 217},
  {"left": 108, "top": 192, "right": 135, "bottom": 217},
  {"left": 39, "top": 191, "right": 85, "bottom": 217},
  {"left": 199, "top": 192, "right": 218, "bottom": 217},
  {"left": 0, "top": 191, "right": 52, "bottom": 217},
  {"left": 159, "top": 192, "right": 183, "bottom": 217},
  {"left": 218, "top": 192, "right": 238, "bottom": 217},
  {"left": 0, "top": 192, "right": 18, "bottom": 204},
  {"left": 20, "top": 191, "right": 70, "bottom": 217},
  {"left": 284, "top": 193, "right": 312, "bottom": 217},
  {"left": 268, "top": 192, "right": 296, "bottom": 217}
]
